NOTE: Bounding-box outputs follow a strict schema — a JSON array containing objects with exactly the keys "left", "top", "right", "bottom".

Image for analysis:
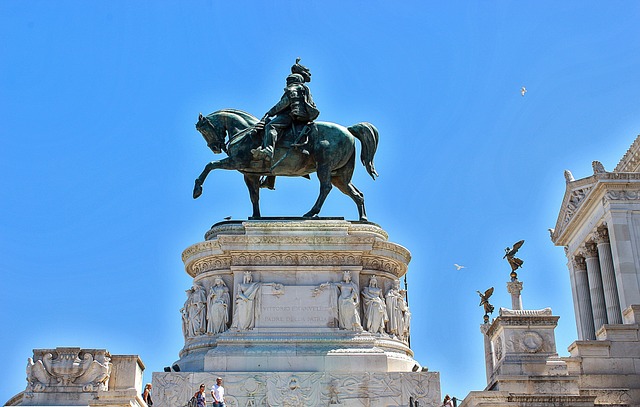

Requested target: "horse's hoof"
[
  {"left": 303, "top": 212, "right": 318, "bottom": 218},
  {"left": 193, "top": 184, "right": 203, "bottom": 199},
  {"left": 359, "top": 216, "right": 368, "bottom": 222}
]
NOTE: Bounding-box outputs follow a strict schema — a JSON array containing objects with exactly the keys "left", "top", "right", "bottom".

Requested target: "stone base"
[{"left": 153, "top": 371, "right": 440, "bottom": 407}]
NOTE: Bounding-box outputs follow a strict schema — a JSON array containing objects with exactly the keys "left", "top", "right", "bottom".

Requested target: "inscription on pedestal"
[{"left": 257, "top": 285, "right": 337, "bottom": 328}]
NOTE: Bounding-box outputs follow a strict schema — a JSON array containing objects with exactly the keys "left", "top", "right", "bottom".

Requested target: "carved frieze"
[
  {"left": 562, "top": 186, "right": 592, "bottom": 228},
  {"left": 153, "top": 372, "right": 440, "bottom": 407},
  {"left": 191, "top": 257, "right": 231, "bottom": 274},
  {"left": 604, "top": 189, "right": 640, "bottom": 201}
]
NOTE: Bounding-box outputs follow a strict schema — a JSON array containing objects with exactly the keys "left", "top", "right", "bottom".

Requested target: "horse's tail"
[{"left": 348, "top": 122, "right": 379, "bottom": 180}]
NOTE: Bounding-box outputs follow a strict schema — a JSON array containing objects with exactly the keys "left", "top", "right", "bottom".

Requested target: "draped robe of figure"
[
  {"left": 361, "top": 283, "right": 388, "bottom": 334},
  {"left": 400, "top": 296, "right": 411, "bottom": 340},
  {"left": 188, "top": 285, "right": 207, "bottom": 336},
  {"left": 385, "top": 282, "right": 405, "bottom": 337},
  {"left": 232, "top": 277, "right": 261, "bottom": 330},
  {"left": 207, "top": 281, "right": 230, "bottom": 334},
  {"left": 180, "top": 304, "right": 189, "bottom": 339},
  {"left": 337, "top": 280, "right": 362, "bottom": 330}
]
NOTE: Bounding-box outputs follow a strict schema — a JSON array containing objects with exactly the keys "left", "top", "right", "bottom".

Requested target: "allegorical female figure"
[
  {"left": 336, "top": 271, "right": 363, "bottom": 331},
  {"left": 232, "top": 271, "right": 261, "bottom": 330},
  {"left": 385, "top": 279, "right": 405, "bottom": 337},
  {"left": 188, "top": 284, "right": 208, "bottom": 336},
  {"left": 361, "top": 275, "right": 388, "bottom": 334},
  {"left": 207, "top": 277, "right": 230, "bottom": 335}
]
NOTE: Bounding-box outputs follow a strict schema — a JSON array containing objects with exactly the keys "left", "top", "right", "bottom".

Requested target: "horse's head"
[{"left": 196, "top": 112, "right": 226, "bottom": 154}]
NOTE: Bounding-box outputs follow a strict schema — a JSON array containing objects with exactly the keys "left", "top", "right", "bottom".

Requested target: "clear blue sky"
[{"left": 2, "top": 1, "right": 640, "bottom": 403}]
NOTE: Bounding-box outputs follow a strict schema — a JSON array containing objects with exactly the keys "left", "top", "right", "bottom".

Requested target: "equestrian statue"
[{"left": 193, "top": 59, "right": 379, "bottom": 221}]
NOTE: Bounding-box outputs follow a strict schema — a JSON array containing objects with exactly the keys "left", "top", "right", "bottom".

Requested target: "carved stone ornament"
[
  {"left": 26, "top": 348, "right": 111, "bottom": 392},
  {"left": 572, "top": 255, "right": 587, "bottom": 271},
  {"left": 604, "top": 189, "right": 640, "bottom": 201},
  {"left": 564, "top": 169, "right": 575, "bottom": 183},
  {"left": 592, "top": 160, "right": 606, "bottom": 174},
  {"left": 595, "top": 227, "right": 610, "bottom": 244},
  {"left": 580, "top": 242, "right": 598, "bottom": 258},
  {"left": 562, "top": 187, "right": 592, "bottom": 227},
  {"left": 499, "top": 308, "right": 552, "bottom": 317},
  {"left": 266, "top": 374, "right": 323, "bottom": 406},
  {"left": 494, "top": 336, "right": 504, "bottom": 361},
  {"left": 521, "top": 331, "right": 544, "bottom": 353}
]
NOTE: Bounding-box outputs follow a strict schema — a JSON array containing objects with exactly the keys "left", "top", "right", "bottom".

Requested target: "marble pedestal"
[
  {"left": 154, "top": 219, "right": 440, "bottom": 407},
  {"left": 5, "top": 348, "right": 145, "bottom": 407}
]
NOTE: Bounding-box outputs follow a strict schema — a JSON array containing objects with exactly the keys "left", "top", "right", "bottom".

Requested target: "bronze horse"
[{"left": 193, "top": 109, "right": 379, "bottom": 221}]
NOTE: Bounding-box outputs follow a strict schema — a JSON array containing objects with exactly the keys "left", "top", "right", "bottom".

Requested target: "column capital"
[
  {"left": 507, "top": 280, "right": 523, "bottom": 295},
  {"left": 595, "top": 227, "right": 610, "bottom": 244},
  {"left": 572, "top": 255, "right": 587, "bottom": 271},
  {"left": 580, "top": 242, "right": 599, "bottom": 258}
]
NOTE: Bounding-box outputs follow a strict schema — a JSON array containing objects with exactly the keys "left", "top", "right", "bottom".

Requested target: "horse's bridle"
[{"left": 200, "top": 115, "right": 227, "bottom": 154}]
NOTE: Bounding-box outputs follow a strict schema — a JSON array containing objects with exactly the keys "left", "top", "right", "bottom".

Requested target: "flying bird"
[
  {"left": 521, "top": 86, "right": 527, "bottom": 96},
  {"left": 454, "top": 264, "right": 465, "bottom": 270}
]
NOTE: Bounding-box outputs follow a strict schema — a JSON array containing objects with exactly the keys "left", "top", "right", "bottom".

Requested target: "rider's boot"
[{"left": 251, "top": 146, "right": 273, "bottom": 161}]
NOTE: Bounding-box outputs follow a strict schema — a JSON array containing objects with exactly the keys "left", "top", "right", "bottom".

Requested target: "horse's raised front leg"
[
  {"left": 193, "top": 158, "right": 236, "bottom": 199},
  {"left": 304, "top": 164, "right": 332, "bottom": 218},
  {"left": 244, "top": 174, "right": 262, "bottom": 218}
]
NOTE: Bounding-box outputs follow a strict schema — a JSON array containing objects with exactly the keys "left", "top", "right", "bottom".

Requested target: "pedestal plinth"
[{"left": 154, "top": 219, "right": 440, "bottom": 407}]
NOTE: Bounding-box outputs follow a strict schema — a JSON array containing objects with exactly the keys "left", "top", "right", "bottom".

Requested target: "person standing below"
[
  {"left": 443, "top": 394, "right": 454, "bottom": 407},
  {"left": 194, "top": 384, "right": 206, "bottom": 407},
  {"left": 211, "top": 377, "right": 225, "bottom": 407},
  {"left": 142, "top": 383, "right": 153, "bottom": 407}
]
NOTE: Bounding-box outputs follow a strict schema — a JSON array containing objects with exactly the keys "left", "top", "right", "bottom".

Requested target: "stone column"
[
  {"left": 506, "top": 280, "right": 523, "bottom": 310},
  {"left": 582, "top": 243, "right": 608, "bottom": 331},
  {"left": 595, "top": 228, "right": 623, "bottom": 324},
  {"left": 603, "top": 207, "right": 640, "bottom": 310},
  {"left": 572, "top": 256, "right": 595, "bottom": 340},
  {"left": 480, "top": 324, "right": 493, "bottom": 383}
]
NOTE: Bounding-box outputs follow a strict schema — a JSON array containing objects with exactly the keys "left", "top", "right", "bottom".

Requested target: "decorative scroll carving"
[
  {"left": 182, "top": 240, "right": 221, "bottom": 262},
  {"left": 26, "top": 348, "right": 110, "bottom": 392},
  {"left": 362, "top": 257, "right": 404, "bottom": 275},
  {"left": 604, "top": 189, "right": 640, "bottom": 201},
  {"left": 191, "top": 257, "right": 231, "bottom": 274}
]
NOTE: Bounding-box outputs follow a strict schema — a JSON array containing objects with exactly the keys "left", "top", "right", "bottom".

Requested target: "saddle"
[{"left": 276, "top": 121, "right": 315, "bottom": 152}]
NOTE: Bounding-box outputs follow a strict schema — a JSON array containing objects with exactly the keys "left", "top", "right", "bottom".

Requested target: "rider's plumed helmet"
[{"left": 291, "top": 57, "right": 312, "bottom": 82}]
